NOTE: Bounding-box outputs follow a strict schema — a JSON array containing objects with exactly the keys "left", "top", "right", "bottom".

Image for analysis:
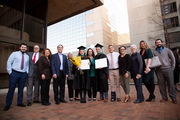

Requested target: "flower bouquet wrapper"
[{"left": 70, "top": 56, "right": 84, "bottom": 75}]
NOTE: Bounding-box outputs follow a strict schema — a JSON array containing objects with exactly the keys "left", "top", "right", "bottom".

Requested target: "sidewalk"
[{"left": 0, "top": 85, "right": 179, "bottom": 120}]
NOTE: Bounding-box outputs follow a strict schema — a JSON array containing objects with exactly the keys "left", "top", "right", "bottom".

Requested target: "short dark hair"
[
  {"left": 120, "top": 46, "right": 126, "bottom": 50},
  {"left": 87, "top": 48, "right": 95, "bottom": 57},
  {"left": 108, "top": 45, "right": 113, "bottom": 48},
  {"left": 57, "top": 44, "right": 63, "bottom": 48},
  {"left": 19, "top": 43, "right": 27, "bottom": 47},
  {"left": 155, "top": 39, "right": 163, "bottom": 43},
  {"left": 119, "top": 46, "right": 126, "bottom": 53}
]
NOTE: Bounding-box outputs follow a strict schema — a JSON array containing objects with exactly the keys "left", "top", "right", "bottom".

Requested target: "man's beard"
[
  {"left": 157, "top": 45, "right": 162, "bottom": 48},
  {"left": 21, "top": 50, "right": 26, "bottom": 53}
]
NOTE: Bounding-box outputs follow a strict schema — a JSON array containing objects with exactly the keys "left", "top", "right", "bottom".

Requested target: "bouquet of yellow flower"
[{"left": 70, "top": 56, "right": 84, "bottom": 75}]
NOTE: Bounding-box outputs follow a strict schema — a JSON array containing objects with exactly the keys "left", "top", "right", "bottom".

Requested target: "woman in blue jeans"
[{"left": 130, "top": 45, "right": 144, "bottom": 103}]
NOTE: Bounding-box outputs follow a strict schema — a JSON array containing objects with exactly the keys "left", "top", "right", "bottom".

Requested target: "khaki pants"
[
  {"left": 120, "top": 72, "right": 130, "bottom": 95},
  {"left": 109, "top": 69, "right": 120, "bottom": 98}
]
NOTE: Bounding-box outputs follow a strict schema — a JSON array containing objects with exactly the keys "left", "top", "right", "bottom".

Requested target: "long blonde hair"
[{"left": 139, "top": 40, "right": 149, "bottom": 50}]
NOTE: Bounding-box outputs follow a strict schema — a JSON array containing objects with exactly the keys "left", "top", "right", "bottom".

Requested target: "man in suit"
[
  {"left": 27, "top": 45, "right": 41, "bottom": 106},
  {"left": 51, "top": 44, "right": 68, "bottom": 104}
]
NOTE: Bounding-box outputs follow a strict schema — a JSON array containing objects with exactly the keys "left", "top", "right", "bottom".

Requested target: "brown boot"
[
  {"left": 98, "top": 98, "right": 104, "bottom": 101},
  {"left": 104, "top": 99, "right": 108, "bottom": 103}
]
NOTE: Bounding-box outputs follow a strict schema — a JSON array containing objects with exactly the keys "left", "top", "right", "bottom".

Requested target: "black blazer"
[
  {"left": 38, "top": 56, "right": 52, "bottom": 80},
  {"left": 51, "top": 53, "right": 68, "bottom": 77}
]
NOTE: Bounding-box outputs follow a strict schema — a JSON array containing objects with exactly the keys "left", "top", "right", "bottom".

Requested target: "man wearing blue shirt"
[{"left": 4, "top": 43, "right": 29, "bottom": 111}]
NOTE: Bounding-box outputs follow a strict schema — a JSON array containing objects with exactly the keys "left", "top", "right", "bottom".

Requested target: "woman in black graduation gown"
[
  {"left": 73, "top": 46, "right": 91, "bottom": 103},
  {"left": 95, "top": 43, "right": 109, "bottom": 103}
]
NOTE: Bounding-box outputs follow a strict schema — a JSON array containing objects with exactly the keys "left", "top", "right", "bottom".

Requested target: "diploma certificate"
[
  {"left": 80, "top": 59, "right": 90, "bottom": 70},
  {"left": 95, "top": 58, "right": 108, "bottom": 69}
]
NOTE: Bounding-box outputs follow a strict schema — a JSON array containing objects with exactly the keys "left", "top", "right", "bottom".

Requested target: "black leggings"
[
  {"left": 144, "top": 77, "right": 155, "bottom": 99},
  {"left": 88, "top": 77, "right": 97, "bottom": 98},
  {"left": 41, "top": 79, "right": 50, "bottom": 104},
  {"left": 67, "top": 80, "right": 78, "bottom": 98}
]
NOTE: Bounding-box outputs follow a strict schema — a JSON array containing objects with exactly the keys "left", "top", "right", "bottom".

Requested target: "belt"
[
  {"left": 109, "top": 68, "right": 119, "bottom": 70},
  {"left": 12, "top": 69, "right": 25, "bottom": 74}
]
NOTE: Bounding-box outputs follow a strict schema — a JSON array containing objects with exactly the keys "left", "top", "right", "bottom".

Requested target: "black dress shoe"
[
  {"left": 27, "top": 102, "right": 32, "bottom": 106},
  {"left": 42, "top": 102, "right": 51, "bottom": 106},
  {"left": 33, "top": 100, "right": 41, "bottom": 103},
  {"left": 146, "top": 98, "right": 153, "bottom": 102},
  {"left": 80, "top": 99, "right": 84, "bottom": 103},
  {"left": 55, "top": 101, "right": 60, "bottom": 105},
  {"left": 3, "top": 106, "right": 10, "bottom": 111},
  {"left": 17, "top": 103, "right": 26, "bottom": 107},
  {"left": 134, "top": 100, "right": 143, "bottom": 104},
  {"left": 60, "top": 99, "right": 68, "bottom": 103}
]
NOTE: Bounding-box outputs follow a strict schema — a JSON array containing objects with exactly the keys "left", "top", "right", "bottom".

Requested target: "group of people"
[{"left": 3, "top": 39, "right": 179, "bottom": 111}]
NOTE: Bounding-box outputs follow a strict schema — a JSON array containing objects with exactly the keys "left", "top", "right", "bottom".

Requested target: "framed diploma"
[
  {"left": 95, "top": 58, "right": 108, "bottom": 69},
  {"left": 80, "top": 59, "right": 90, "bottom": 70}
]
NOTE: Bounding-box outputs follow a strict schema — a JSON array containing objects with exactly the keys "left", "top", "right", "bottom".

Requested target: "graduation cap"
[
  {"left": 95, "top": 43, "right": 103, "bottom": 48},
  {"left": 77, "top": 46, "right": 86, "bottom": 50}
]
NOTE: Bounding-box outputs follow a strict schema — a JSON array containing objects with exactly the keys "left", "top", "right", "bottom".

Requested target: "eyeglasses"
[
  {"left": 120, "top": 49, "right": 125, "bottom": 51},
  {"left": 34, "top": 48, "right": 39, "bottom": 49}
]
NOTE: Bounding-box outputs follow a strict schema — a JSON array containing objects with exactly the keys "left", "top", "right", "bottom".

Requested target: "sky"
[{"left": 104, "top": 0, "right": 129, "bottom": 34}]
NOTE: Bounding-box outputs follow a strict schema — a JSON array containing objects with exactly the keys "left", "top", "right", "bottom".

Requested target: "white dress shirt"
[
  {"left": 58, "top": 53, "right": 63, "bottom": 70},
  {"left": 107, "top": 52, "right": 120, "bottom": 69},
  {"left": 7, "top": 51, "right": 29, "bottom": 74},
  {"left": 32, "top": 52, "right": 39, "bottom": 63}
]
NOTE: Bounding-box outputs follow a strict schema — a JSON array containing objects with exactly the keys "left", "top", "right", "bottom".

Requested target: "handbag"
[{"left": 145, "top": 56, "right": 161, "bottom": 68}]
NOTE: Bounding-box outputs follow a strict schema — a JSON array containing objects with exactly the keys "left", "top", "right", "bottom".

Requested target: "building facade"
[
  {"left": 0, "top": 0, "right": 103, "bottom": 88},
  {"left": 47, "top": 3, "right": 130, "bottom": 55},
  {"left": 127, "top": 0, "right": 180, "bottom": 49}
]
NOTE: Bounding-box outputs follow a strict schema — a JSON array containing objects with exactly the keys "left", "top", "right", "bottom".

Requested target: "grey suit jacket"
[{"left": 27, "top": 52, "right": 41, "bottom": 77}]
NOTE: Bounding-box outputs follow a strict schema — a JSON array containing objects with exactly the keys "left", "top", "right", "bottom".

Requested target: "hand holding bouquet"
[{"left": 70, "top": 56, "right": 84, "bottom": 75}]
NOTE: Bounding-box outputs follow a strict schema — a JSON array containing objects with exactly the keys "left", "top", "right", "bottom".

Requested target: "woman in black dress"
[
  {"left": 73, "top": 46, "right": 91, "bottom": 103},
  {"left": 172, "top": 48, "right": 180, "bottom": 91},
  {"left": 139, "top": 41, "right": 155, "bottom": 102},
  {"left": 38, "top": 48, "right": 52, "bottom": 106}
]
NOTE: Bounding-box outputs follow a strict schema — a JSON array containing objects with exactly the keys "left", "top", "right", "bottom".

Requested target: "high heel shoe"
[{"left": 123, "top": 95, "right": 131, "bottom": 103}]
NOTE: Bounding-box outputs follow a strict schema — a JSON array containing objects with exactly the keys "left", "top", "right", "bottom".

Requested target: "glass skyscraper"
[{"left": 47, "top": 12, "right": 88, "bottom": 54}]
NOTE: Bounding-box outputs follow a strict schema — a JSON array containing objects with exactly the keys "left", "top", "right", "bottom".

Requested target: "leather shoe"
[
  {"left": 117, "top": 98, "right": 121, "bottom": 102},
  {"left": 27, "top": 102, "right": 32, "bottom": 106},
  {"left": 3, "top": 106, "right": 10, "bottom": 111},
  {"left": 98, "top": 98, "right": 104, "bottom": 101},
  {"left": 133, "top": 100, "right": 143, "bottom": 104},
  {"left": 160, "top": 99, "right": 168, "bottom": 103},
  {"left": 17, "top": 103, "right": 26, "bottom": 107},
  {"left": 55, "top": 101, "right": 60, "bottom": 105},
  {"left": 80, "top": 99, "right": 84, "bottom": 103},
  {"left": 60, "top": 99, "right": 68, "bottom": 103},
  {"left": 42, "top": 102, "right": 51, "bottom": 106},
  {"left": 172, "top": 99, "right": 177, "bottom": 104},
  {"left": 104, "top": 99, "right": 108, "bottom": 103},
  {"left": 33, "top": 100, "right": 41, "bottom": 103}
]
